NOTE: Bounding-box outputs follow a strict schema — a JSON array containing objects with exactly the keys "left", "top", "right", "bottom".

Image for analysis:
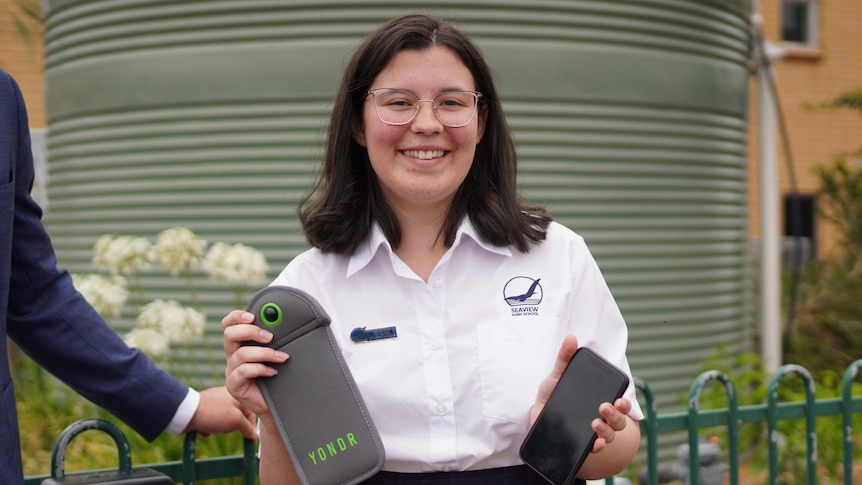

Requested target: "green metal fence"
[
  {"left": 24, "top": 359, "right": 862, "bottom": 485},
  {"left": 636, "top": 359, "right": 862, "bottom": 485},
  {"left": 24, "top": 424, "right": 258, "bottom": 485}
]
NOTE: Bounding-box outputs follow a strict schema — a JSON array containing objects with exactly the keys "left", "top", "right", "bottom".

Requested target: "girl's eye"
[
  {"left": 438, "top": 98, "right": 465, "bottom": 108},
  {"left": 387, "top": 99, "right": 414, "bottom": 107}
]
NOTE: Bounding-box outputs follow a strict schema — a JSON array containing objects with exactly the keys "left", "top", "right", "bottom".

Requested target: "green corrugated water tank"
[{"left": 43, "top": 0, "right": 752, "bottom": 460}]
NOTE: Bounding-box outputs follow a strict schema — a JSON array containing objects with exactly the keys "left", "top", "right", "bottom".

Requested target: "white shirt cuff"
[{"left": 164, "top": 387, "right": 200, "bottom": 435}]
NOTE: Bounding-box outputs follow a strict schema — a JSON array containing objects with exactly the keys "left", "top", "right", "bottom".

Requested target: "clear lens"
[{"left": 369, "top": 89, "right": 481, "bottom": 127}]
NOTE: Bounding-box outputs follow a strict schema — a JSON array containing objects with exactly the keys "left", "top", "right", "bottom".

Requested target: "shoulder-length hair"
[{"left": 299, "top": 13, "right": 551, "bottom": 255}]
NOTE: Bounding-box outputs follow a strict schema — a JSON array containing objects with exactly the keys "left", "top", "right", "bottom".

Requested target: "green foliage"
[
  {"left": 694, "top": 348, "right": 862, "bottom": 484},
  {"left": 692, "top": 151, "right": 862, "bottom": 483},
  {"left": 813, "top": 156, "right": 862, "bottom": 253},
  {"left": 803, "top": 87, "right": 862, "bottom": 113},
  {"left": 14, "top": 352, "right": 247, "bottom": 483},
  {"left": 808, "top": 87, "right": 862, "bottom": 256},
  {"left": 828, "top": 88, "right": 862, "bottom": 111},
  {"left": 1, "top": 0, "right": 43, "bottom": 68},
  {"left": 785, "top": 253, "right": 862, "bottom": 374},
  {"left": 784, "top": 158, "right": 862, "bottom": 375},
  {"left": 11, "top": 0, "right": 40, "bottom": 21}
]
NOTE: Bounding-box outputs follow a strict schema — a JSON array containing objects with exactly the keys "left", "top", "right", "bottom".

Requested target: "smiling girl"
[{"left": 223, "top": 13, "right": 642, "bottom": 485}]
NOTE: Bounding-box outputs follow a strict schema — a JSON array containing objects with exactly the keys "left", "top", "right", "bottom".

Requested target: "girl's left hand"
[{"left": 530, "top": 334, "right": 632, "bottom": 453}]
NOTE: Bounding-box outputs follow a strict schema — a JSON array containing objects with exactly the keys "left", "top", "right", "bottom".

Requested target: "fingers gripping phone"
[{"left": 519, "top": 347, "right": 630, "bottom": 485}]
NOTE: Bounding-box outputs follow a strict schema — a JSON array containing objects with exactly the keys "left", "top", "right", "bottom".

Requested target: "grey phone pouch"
[{"left": 244, "top": 285, "right": 385, "bottom": 485}]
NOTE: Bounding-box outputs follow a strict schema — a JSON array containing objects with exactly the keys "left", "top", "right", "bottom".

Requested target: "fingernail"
[
  {"left": 260, "top": 330, "right": 273, "bottom": 341},
  {"left": 274, "top": 351, "right": 289, "bottom": 361},
  {"left": 242, "top": 312, "right": 255, "bottom": 322}
]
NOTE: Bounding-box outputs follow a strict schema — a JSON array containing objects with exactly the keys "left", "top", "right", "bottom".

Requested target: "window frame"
[{"left": 780, "top": 0, "right": 820, "bottom": 48}]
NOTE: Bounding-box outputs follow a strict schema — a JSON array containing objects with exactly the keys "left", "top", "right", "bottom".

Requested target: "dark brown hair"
[{"left": 299, "top": 13, "right": 551, "bottom": 254}]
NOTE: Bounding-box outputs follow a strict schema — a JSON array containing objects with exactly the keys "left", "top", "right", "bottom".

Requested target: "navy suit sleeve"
[{"left": 2, "top": 71, "right": 188, "bottom": 441}]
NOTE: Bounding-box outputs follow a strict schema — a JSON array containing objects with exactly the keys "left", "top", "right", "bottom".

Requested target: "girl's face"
[{"left": 354, "top": 46, "right": 486, "bottom": 214}]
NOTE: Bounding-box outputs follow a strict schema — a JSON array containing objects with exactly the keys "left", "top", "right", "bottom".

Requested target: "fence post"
[
  {"left": 48, "top": 418, "right": 134, "bottom": 480},
  {"left": 634, "top": 378, "right": 658, "bottom": 485},
  {"left": 180, "top": 432, "right": 257, "bottom": 485},
  {"left": 767, "top": 365, "right": 817, "bottom": 485},
  {"left": 182, "top": 432, "right": 197, "bottom": 484},
  {"left": 686, "top": 370, "right": 738, "bottom": 485},
  {"left": 243, "top": 437, "right": 258, "bottom": 485},
  {"left": 842, "top": 359, "right": 862, "bottom": 485}
]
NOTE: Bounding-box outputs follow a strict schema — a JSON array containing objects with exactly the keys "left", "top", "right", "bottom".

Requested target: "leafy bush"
[
  {"left": 692, "top": 155, "right": 862, "bottom": 484},
  {"left": 695, "top": 348, "right": 862, "bottom": 484},
  {"left": 14, "top": 227, "right": 267, "bottom": 482},
  {"left": 785, "top": 157, "right": 862, "bottom": 375},
  {"left": 15, "top": 353, "right": 248, "bottom": 483}
]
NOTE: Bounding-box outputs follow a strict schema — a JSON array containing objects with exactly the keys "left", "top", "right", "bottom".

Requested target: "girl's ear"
[
  {"left": 352, "top": 118, "right": 367, "bottom": 147},
  {"left": 476, "top": 104, "right": 488, "bottom": 143}
]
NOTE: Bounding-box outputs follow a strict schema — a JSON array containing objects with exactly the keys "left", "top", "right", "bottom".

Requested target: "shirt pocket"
[{"left": 476, "top": 317, "right": 563, "bottom": 424}]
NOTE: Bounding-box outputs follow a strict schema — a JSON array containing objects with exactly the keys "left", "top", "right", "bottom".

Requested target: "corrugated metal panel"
[{"left": 43, "top": 0, "right": 751, "bottom": 450}]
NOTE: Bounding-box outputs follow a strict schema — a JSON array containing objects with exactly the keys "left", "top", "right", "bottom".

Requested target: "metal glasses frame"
[{"left": 366, "top": 88, "right": 483, "bottom": 128}]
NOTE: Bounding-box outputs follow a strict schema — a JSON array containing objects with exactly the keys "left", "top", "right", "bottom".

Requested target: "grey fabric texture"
[{"left": 245, "top": 286, "right": 385, "bottom": 485}]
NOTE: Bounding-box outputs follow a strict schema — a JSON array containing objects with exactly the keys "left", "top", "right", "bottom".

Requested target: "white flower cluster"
[
  {"left": 203, "top": 242, "right": 269, "bottom": 287},
  {"left": 73, "top": 227, "right": 269, "bottom": 363},
  {"left": 154, "top": 227, "right": 207, "bottom": 276},
  {"left": 136, "top": 299, "right": 206, "bottom": 344},
  {"left": 71, "top": 273, "right": 129, "bottom": 319},
  {"left": 93, "top": 234, "right": 154, "bottom": 276},
  {"left": 124, "top": 328, "right": 170, "bottom": 357},
  {"left": 124, "top": 299, "right": 205, "bottom": 357}
]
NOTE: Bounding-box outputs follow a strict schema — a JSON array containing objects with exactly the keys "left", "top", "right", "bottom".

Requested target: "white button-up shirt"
[{"left": 271, "top": 218, "right": 643, "bottom": 473}]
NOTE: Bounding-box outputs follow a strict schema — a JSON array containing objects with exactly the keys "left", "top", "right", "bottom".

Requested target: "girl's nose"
[{"left": 411, "top": 101, "right": 443, "bottom": 133}]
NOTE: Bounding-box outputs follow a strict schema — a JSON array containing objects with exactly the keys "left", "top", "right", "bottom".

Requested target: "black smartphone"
[{"left": 519, "top": 347, "right": 630, "bottom": 485}]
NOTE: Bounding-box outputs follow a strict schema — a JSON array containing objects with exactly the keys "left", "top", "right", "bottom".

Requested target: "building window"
[
  {"left": 781, "top": 0, "right": 818, "bottom": 47},
  {"left": 783, "top": 193, "right": 816, "bottom": 266}
]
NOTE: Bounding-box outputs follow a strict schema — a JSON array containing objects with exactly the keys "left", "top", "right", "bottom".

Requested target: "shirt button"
[
  {"left": 442, "top": 466, "right": 452, "bottom": 472},
  {"left": 430, "top": 340, "right": 439, "bottom": 350},
  {"left": 432, "top": 278, "right": 442, "bottom": 288},
  {"left": 436, "top": 405, "right": 446, "bottom": 415}
]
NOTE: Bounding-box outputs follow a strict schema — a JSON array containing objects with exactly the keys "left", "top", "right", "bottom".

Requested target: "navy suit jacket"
[{"left": 0, "top": 70, "right": 188, "bottom": 484}]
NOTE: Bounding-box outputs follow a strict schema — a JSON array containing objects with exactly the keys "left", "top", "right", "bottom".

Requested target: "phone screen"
[{"left": 519, "top": 347, "right": 630, "bottom": 485}]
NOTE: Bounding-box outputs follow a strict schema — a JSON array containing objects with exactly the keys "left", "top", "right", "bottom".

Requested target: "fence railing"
[
  {"left": 24, "top": 424, "right": 259, "bottom": 485},
  {"left": 24, "top": 360, "right": 862, "bottom": 485},
  {"left": 633, "top": 359, "right": 862, "bottom": 485}
]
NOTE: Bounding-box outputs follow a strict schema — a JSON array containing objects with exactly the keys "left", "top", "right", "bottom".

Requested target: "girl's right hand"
[{"left": 221, "top": 310, "right": 289, "bottom": 419}]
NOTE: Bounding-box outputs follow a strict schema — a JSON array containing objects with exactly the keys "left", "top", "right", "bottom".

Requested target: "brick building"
[
  {"left": 750, "top": 0, "right": 862, "bottom": 258},
  {"left": 0, "top": 0, "right": 43, "bottom": 127}
]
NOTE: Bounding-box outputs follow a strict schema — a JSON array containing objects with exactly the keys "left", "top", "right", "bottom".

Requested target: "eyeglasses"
[{"left": 367, "top": 88, "right": 483, "bottom": 128}]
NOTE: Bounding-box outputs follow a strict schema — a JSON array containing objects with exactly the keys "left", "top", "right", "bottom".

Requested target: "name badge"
[{"left": 350, "top": 326, "right": 397, "bottom": 343}]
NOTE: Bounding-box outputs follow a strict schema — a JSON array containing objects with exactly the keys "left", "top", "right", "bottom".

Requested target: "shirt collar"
[
  {"left": 347, "top": 222, "right": 392, "bottom": 277},
  {"left": 452, "top": 217, "right": 513, "bottom": 258},
  {"left": 346, "top": 217, "right": 512, "bottom": 278}
]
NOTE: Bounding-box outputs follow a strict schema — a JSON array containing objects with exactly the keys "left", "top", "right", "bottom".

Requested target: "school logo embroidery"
[{"left": 503, "top": 276, "right": 543, "bottom": 317}]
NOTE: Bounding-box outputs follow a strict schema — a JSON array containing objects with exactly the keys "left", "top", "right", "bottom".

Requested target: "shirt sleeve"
[
  {"left": 566, "top": 230, "right": 645, "bottom": 421},
  {"left": 164, "top": 387, "right": 200, "bottom": 435},
  {"left": 4, "top": 71, "right": 189, "bottom": 441}
]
